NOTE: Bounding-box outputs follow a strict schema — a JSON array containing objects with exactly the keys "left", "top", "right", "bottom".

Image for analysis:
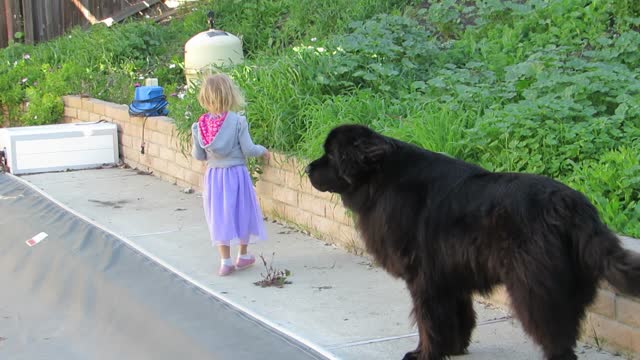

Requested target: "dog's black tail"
[{"left": 570, "top": 197, "right": 640, "bottom": 297}]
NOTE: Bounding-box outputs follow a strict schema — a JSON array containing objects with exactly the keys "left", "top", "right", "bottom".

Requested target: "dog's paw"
[
  {"left": 548, "top": 350, "right": 577, "bottom": 360},
  {"left": 450, "top": 347, "right": 469, "bottom": 356},
  {"left": 402, "top": 350, "right": 419, "bottom": 360},
  {"left": 403, "top": 350, "right": 453, "bottom": 360}
]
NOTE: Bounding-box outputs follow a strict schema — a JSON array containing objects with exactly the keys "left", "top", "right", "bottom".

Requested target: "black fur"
[{"left": 306, "top": 124, "right": 640, "bottom": 360}]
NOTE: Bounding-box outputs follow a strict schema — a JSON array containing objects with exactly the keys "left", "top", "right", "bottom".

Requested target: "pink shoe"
[
  {"left": 235, "top": 255, "right": 256, "bottom": 270},
  {"left": 218, "top": 264, "right": 235, "bottom": 276}
]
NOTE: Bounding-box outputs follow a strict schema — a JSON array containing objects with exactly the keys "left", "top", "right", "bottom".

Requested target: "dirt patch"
[{"left": 88, "top": 199, "right": 130, "bottom": 209}]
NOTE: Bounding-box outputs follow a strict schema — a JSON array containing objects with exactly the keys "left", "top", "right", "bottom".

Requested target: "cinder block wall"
[{"left": 62, "top": 95, "right": 640, "bottom": 358}]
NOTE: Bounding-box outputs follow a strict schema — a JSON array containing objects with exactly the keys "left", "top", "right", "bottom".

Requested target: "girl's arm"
[
  {"left": 191, "top": 123, "right": 207, "bottom": 160},
  {"left": 238, "top": 117, "right": 267, "bottom": 158}
]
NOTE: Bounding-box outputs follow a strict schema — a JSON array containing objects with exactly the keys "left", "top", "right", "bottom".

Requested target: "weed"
[
  {"left": 253, "top": 253, "right": 292, "bottom": 288},
  {"left": 343, "top": 237, "right": 366, "bottom": 256}
]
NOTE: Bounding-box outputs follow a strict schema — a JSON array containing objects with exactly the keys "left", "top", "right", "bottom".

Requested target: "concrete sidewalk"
[{"left": 22, "top": 168, "right": 623, "bottom": 360}]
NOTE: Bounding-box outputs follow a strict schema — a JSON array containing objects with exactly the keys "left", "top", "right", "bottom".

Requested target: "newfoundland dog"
[{"left": 305, "top": 124, "right": 640, "bottom": 360}]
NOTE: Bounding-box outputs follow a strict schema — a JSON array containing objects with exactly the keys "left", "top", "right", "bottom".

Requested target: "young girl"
[{"left": 191, "top": 73, "right": 270, "bottom": 276}]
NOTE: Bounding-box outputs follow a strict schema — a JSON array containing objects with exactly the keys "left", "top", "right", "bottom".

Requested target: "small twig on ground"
[{"left": 312, "top": 286, "right": 333, "bottom": 291}]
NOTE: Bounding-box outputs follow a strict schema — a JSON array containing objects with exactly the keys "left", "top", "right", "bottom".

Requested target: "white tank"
[{"left": 184, "top": 28, "right": 244, "bottom": 88}]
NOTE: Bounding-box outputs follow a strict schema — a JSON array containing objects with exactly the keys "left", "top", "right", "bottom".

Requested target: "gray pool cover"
[{"left": 0, "top": 173, "right": 330, "bottom": 360}]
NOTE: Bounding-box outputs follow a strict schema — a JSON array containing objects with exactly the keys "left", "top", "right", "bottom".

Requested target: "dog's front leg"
[{"left": 405, "top": 281, "right": 467, "bottom": 360}]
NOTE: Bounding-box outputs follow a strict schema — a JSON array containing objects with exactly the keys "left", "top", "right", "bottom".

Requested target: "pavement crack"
[
  {"left": 307, "top": 261, "right": 336, "bottom": 270},
  {"left": 325, "top": 316, "right": 513, "bottom": 349}
]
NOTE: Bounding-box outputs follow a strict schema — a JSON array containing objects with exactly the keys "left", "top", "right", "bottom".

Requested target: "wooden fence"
[{"left": 0, "top": 0, "right": 161, "bottom": 48}]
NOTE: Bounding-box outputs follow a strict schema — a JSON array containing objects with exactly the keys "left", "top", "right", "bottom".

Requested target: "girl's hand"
[{"left": 262, "top": 150, "right": 271, "bottom": 161}]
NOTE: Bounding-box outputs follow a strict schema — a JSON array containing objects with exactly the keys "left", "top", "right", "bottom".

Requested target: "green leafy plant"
[
  {"left": 308, "top": 14, "right": 440, "bottom": 95},
  {"left": 567, "top": 145, "right": 640, "bottom": 236}
]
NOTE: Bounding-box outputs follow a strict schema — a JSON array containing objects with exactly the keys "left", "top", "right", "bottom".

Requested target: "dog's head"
[{"left": 305, "top": 124, "right": 394, "bottom": 194}]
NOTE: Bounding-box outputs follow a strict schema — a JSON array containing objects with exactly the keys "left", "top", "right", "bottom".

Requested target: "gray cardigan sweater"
[{"left": 191, "top": 112, "right": 267, "bottom": 168}]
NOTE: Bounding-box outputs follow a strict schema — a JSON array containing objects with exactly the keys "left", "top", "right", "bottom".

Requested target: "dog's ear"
[{"left": 338, "top": 134, "right": 393, "bottom": 183}]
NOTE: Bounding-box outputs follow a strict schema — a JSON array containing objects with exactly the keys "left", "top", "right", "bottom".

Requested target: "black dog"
[{"left": 306, "top": 124, "right": 640, "bottom": 360}]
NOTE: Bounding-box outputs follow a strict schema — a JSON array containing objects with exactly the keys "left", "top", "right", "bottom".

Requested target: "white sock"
[
  {"left": 239, "top": 253, "right": 252, "bottom": 260},
  {"left": 221, "top": 258, "right": 233, "bottom": 266}
]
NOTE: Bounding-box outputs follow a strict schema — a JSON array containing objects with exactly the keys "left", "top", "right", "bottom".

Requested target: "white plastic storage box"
[{"left": 0, "top": 122, "right": 119, "bottom": 175}]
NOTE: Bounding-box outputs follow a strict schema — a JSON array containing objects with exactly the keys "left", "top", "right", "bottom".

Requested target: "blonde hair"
[{"left": 198, "top": 73, "right": 246, "bottom": 115}]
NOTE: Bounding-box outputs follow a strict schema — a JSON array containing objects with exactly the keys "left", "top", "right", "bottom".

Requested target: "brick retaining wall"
[{"left": 62, "top": 95, "right": 640, "bottom": 358}]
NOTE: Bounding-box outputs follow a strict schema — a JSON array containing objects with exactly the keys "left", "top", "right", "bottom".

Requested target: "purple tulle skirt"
[{"left": 202, "top": 165, "right": 267, "bottom": 246}]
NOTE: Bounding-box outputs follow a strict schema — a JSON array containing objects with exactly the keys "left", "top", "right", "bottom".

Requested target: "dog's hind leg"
[{"left": 505, "top": 276, "right": 591, "bottom": 360}]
